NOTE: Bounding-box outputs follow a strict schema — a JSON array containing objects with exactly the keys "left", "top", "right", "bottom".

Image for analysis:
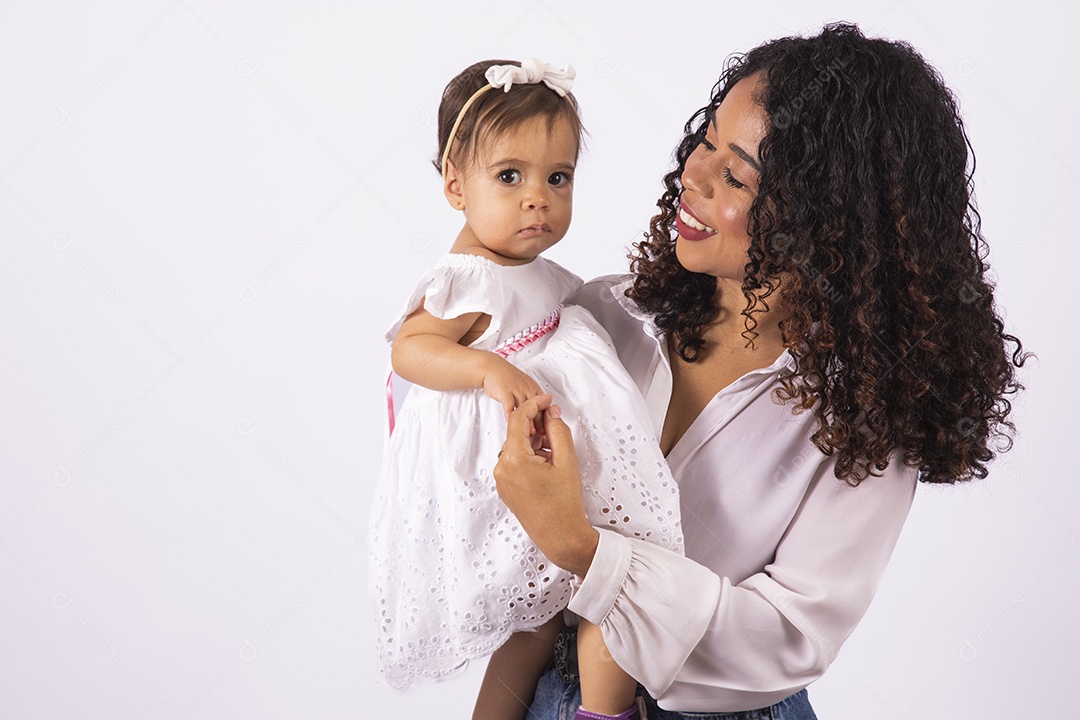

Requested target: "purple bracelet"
[{"left": 574, "top": 705, "right": 640, "bottom": 720}]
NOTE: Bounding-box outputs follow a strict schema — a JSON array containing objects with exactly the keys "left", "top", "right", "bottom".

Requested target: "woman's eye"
[
  {"left": 548, "top": 172, "right": 572, "bottom": 187},
  {"left": 723, "top": 167, "right": 747, "bottom": 190},
  {"left": 699, "top": 136, "right": 716, "bottom": 152},
  {"left": 497, "top": 169, "right": 521, "bottom": 184}
]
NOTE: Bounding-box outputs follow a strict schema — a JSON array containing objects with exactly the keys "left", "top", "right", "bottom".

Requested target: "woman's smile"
[{"left": 676, "top": 198, "right": 717, "bottom": 241}]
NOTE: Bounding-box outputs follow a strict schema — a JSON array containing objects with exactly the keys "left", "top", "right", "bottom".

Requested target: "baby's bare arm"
[
  {"left": 392, "top": 301, "right": 543, "bottom": 417},
  {"left": 579, "top": 620, "right": 638, "bottom": 715},
  {"left": 473, "top": 616, "right": 563, "bottom": 720},
  {"left": 391, "top": 300, "right": 498, "bottom": 390}
]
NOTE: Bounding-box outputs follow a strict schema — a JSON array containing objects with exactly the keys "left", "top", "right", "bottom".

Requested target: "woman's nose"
[{"left": 681, "top": 145, "right": 712, "bottom": 198}]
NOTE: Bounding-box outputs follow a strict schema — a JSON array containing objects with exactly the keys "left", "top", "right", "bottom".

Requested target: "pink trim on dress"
[
  {"left": 386, "top": 371, "right": 396, "bottom": 436},
  {"left": 493, "top": 304, "right": 562, "bottom": 358}
]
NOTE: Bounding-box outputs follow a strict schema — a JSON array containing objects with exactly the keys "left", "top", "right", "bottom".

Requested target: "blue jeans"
[{"left": 527, "top": 665, "right": 818, "bottom": 720}]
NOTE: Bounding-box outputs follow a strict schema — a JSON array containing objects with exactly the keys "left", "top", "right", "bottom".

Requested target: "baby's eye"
[
  {"left": 497, "top": 169, "right": 521, "bottom": 185},
  {"left": 548, "top": 172, "right": 572, "bottom": 187}
]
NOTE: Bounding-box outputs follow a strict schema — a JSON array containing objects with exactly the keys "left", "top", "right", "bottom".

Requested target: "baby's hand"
[{"left": 482, "top": 360, "right": 544, "bottom": 422}]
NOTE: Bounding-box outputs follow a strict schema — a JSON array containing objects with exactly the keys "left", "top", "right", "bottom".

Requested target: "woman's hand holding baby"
[{"left": 494, "top": 395, "right": 600, "bottom": 578}]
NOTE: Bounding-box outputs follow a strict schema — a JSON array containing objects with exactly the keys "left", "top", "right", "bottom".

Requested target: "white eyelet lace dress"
[{"left": 369, "top": 253, "right": 683, "bottom": 690}]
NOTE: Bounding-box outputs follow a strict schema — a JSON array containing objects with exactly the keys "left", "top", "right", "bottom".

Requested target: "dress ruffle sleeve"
[{"left": 384, "top": 254, "right": 503, "bottom": 347}]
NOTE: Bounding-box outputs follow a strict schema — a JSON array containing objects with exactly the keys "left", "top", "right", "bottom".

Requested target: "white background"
[{"left": 2, "top": 1, "right": 1076, "bottom": 718}]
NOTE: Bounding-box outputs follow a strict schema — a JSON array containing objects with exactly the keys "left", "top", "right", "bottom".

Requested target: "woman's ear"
[{"left": 443, "top": 160, "right": 466, "bottom": 211}]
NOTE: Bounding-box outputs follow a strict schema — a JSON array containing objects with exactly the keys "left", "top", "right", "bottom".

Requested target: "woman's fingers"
[
  {"left": 511, "top": 381, "right": 547, "bottom": 433},
  {"left": 502, "top": 393, "right": 553, "bottom": 457},
  {"left": 542, "top": 405, "right": 577, "bottom": 469},
  {"left": 494, "top": 399, "right": 597, "bottom": 576}
]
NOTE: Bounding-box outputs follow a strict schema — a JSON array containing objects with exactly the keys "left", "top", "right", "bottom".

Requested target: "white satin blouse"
[{"left": 566, "top": 276, "right": 919, "bottom": 712}]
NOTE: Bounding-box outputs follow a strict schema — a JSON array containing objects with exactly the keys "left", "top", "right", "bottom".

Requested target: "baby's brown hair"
[{"left": 432, "top": 59, "right": 585, "bottom": 176}]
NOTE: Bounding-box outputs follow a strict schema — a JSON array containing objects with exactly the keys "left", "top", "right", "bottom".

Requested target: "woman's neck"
[{"left": 704, "top": 278, "right": 788, "bottom": 354}]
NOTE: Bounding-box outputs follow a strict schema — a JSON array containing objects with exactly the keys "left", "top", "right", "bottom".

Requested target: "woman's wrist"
[{"left": 561, "top": 525, "right": 600, "bottom": 578}]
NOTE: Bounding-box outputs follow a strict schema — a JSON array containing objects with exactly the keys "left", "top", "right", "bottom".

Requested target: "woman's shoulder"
[
  {"left": 571, "top": 274, "right": 643, "bottom": 325},
  {"left": 569, "top": 274, "right": 659, "bottom": 367},
  {"left": 578, "top": 273, "right": 635, "bottom": 293},
  {"left": 571, "top": 273, "right": 632, "bottom": 303}
]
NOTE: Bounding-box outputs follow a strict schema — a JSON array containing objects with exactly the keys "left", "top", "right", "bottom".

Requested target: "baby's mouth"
[{"left": 519, "top": 224, "right": 551, "bottom": 237}]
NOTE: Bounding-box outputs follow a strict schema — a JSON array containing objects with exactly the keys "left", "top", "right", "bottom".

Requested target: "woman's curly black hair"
[{"left": 628, "top": 22, "right": 1032, "bottom": 485}]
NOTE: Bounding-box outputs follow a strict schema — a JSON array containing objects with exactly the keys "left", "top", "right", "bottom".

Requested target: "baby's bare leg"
[
  {"left": 472, "top": 615, "right": 563, "bottom": 720},
  {"left": 578, "top": 619, "right": 637, "bottom": 715}
]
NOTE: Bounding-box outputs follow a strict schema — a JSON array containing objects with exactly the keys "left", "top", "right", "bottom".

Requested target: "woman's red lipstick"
[{"left": 676, "top": 198, "right": 717, "bottom": 242}]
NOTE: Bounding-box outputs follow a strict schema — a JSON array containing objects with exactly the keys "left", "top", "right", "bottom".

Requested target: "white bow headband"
[
  {"left": 485, "top": 58, "right": 575, "bottom": 97},
  {"left": 440, "top": 58, "right": 576, "bottom": 180}
]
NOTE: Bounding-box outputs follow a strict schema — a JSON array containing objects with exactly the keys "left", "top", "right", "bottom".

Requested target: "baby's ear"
[{"left": 442, "top": 160, "right": 466, "bottom": 211}]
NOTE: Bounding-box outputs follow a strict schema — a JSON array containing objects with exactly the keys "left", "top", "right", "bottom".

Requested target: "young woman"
[{"left": 493, "top": 23, "right": 1030, "bottom": 719}]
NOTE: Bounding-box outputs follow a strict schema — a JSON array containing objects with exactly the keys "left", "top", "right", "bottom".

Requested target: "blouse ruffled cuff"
[{"left": 567, "top": 528, "right": 722, "bottom": 696}]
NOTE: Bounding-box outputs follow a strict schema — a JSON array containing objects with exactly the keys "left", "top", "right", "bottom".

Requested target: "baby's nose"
[{"left": 522, "top": 183, "right": 550, "bottom": 209}]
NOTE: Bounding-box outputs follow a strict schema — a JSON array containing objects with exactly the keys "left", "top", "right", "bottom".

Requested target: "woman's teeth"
[{"left": 679, "top": 207, "right": 716, "bottom": 233}]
